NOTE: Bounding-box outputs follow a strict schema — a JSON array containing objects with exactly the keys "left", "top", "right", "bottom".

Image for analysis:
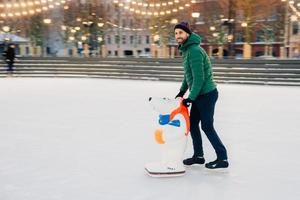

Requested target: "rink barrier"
[{"left": 0, "top": 57, "right": 300, "bottom": 86}]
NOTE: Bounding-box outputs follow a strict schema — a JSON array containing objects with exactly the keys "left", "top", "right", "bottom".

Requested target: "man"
[
  {"left": 4, "top": 44, "right": 16, "bottom": 73},
  {"left": 174, "top": 21, "right": 229, "bottom": 169}
]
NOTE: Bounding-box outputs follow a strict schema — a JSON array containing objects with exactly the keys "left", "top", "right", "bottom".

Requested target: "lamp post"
[
  {"left": 43, "top": 18, "right": 52, "bottom": 56},
  {"left": 241, "top": 21, "right": 252, "bottom": 59},
  {"left": 43, "top": 19, "right": 52, "bottom": 24},
  {"left": 191, "top": 12, "right": 200, "bottom": 33},
  {"left": 2, "top": 26, "right": 11, "bottom": 42},
  {"left": 224, "top": 0, "right": 236, "bottom": 58},
  {"left": 97, "top": 22, "right": 104, "bottom": 57},
  {"left": 171, "top": 19, "right": 178, "bottom": 25},
  {"left": 210, "top": 26, "right": 216, "bottom": 32},
  {"left": 79, "top": 15, "right": 104, "bottom": 57},
  {"left": 283, "top": 0, "right": 291, "bottom": 58},
  {"left": 169, "top": 19, "right": 178, "bottom": 58},
  {"left": 1, "top": 26, "right": 11, "bottom": 55},
  {"left": 2, "top": 26, "right": 10, "bottom": 33}
]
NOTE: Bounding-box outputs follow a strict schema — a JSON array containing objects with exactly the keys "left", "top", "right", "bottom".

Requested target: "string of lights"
[
  {"left": 0, "top": 0, "right": 70, "bottom": 18},
  {"left": 63, "top": 18, "right": 169, "bottom": 34},
  {"left": 74, "top": 1, "right": 300, "bottom": 36},
  {"left": 113, "top": 0, "right": 183, "bottom": 8},
  {"left": 288, "top": 0, "right": 300, "bottom": 18},
  {"left": 113, "top": 0, "right": 192, "bottom": 17},
  {"left": 106, "top": 20, "right": 147, "bottom": 31}
]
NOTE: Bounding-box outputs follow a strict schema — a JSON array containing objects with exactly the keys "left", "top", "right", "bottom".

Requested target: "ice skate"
[
  {"left": 145, "top": 162, "right": 185, "bottom": 177},
  {"left": 205, "top": 159, "right": 229, "bottom": 170}
]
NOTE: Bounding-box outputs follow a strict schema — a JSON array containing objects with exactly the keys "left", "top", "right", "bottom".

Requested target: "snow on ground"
[{"left": 0, "top": 78, "right": 299, "bottom": 200}]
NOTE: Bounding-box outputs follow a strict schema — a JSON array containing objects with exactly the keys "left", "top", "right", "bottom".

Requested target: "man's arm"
[
  {"left": 180, "top": 75, "right": 188, "bottom": 93},
  {"left": 188, "top": 48, "right": 204, "bottom": 101}
]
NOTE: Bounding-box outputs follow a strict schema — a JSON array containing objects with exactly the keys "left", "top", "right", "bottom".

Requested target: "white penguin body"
[{"left": 145, "top": 97, "right": 190, "bottom": 177}]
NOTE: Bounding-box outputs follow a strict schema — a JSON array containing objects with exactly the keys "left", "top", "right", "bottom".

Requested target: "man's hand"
[
  {"left": 182, "top": 98, "right": 193, "bottom": 107},
  {"left": 175, "top": 91, "right": 185, "bottom": 99}
]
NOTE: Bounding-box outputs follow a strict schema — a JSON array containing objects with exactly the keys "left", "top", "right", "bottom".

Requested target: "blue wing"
[
  {"left": 168, "top": 120, "right": 181, "bottom": 127},
  {"left": 159, "top": 114, "right": 170, "bottom": 125}
]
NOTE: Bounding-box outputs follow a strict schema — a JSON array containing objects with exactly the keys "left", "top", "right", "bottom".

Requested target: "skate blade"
[
  {"left": 145, "top": 168, "right": 185, "bottom": 178},
  {"left": 204, "top": 167, "right": 229, "bottom": 173}
]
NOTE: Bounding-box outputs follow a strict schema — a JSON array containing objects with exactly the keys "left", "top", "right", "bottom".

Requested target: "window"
[
  {"left": 235, "top": 32, "right": 244, "bottom": 42},
  {"left": 122, "top": 19, "right": 126, "bottom": 27},
  {"left": 145, "top": 19, "right": 150, "bottom": 27},
  {"left": 255, "top": 29, "right": 274, "bottom": 42},
  {"left": 115, "top": 35, "right": 120, "bottom": 44},
  {"left": 107, "top": 35, "right": 111, "bottom": 44},
  {"left": 124, "top": 50, "right": 133, "bottom": 56},
  {"left": 146, "top": 35, "right": 150, "bottom": 44},
  {"left": 268, "top": 9, "right": 278, "bottom": 21},
  {"left": 293, "top": 22, "right": 299, "bottom": 35},
  {"left": 138, "top": 35, "right": 142, "bottom": 44},
  {"left": 130, "top": 19, "right": 134, "bottom": 27},
  {"left": 130, "top": 35, "right": 134, "bottom": 44},
  {"left": 26, "top": 46, "right": 30, "bottom": 55},
  {"left": 114, "top": 4, "right": 118, "bottom": 12},
  {"left": 255, "top": 30, "right": 264, "bottom": 42},
  {"left": 122, "top": 35, "right": 126, "bottom": 44}
]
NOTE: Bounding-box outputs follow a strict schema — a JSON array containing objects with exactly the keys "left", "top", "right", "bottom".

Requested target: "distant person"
[
  {"left": 174, "top": 21, "right": 229, "bottom": 169},
  {"left": 3, "top": 44, "right": 16, "bottom": 73}
]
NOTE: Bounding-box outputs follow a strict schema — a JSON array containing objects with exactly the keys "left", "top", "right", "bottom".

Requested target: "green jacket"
[{"left": 179, "top": 33, "right": 216, "bottom": 101}]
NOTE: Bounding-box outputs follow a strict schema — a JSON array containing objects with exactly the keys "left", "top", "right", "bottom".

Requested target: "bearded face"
[{"left": 174, "top": 28, "right": 189, "bottom": 45}]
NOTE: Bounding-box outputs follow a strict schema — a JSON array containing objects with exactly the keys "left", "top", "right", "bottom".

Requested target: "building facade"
[
  {"left": 2, "top": 0, "right": 300, "bottom": 58},
  {"left": 101, "top": 1, "right": 151, "bottom": 57}
]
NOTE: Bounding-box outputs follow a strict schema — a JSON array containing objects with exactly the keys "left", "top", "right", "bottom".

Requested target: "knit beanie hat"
[{"left": 174, "top": 21, "right": 192, "bottom": 34}]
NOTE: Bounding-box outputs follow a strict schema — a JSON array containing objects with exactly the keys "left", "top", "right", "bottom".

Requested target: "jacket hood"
[{"left": 179, "top": 33, "right": 202, "bottom": 52}]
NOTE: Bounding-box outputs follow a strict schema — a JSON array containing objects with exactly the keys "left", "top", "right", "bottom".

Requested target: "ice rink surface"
[{"left": 0, "top": 78, "right": 299, "bottom": 200}]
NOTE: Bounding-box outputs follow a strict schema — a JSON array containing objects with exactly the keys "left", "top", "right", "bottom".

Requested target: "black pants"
[
  {"left": 7, "top": 61, "right": 14, "bottom": 72},
  {"left": 190, "top": 89, "right": 228, "bottom": 160}
]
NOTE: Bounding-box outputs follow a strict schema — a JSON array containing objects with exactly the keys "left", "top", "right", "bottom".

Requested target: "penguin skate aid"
[{"left": 145, "top": 97, "right": 190, "bottom": 177}]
